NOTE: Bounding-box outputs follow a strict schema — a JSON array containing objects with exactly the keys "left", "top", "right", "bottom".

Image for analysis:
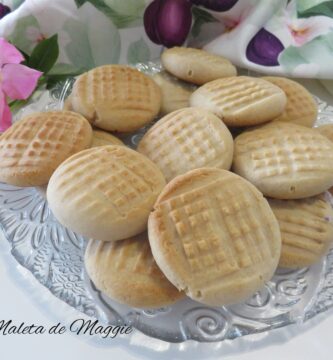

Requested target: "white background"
[{"left": 1, "top": 79, "right": 333, "bottom": 359}]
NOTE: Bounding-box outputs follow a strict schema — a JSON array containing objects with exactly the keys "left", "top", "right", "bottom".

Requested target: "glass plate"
[{"left": 2, "top": 62, "right": 333, "bottom": 343}]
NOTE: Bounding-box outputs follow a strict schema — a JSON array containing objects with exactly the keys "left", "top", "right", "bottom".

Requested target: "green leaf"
[
  {"left": 28, "top": 34, "right": 59, "bottom": 74},
  {"left": 12, "top": 0, "right": 25, "bottom": 10},
  {"left": 49, "top": 63, "right": 85, "bottom": 76},
  {"left": 297, "top": 0, "right": 333, "bottom": 18},
  {"left": 191, "top": 7, "right": 218, "bottom": 38},
  {"left": 104, "top": 0, "right": 146, "bottom": 19},
  {"left": 63, "top": 5, "right": 121, "bottom": 70},
  {"left": 19, "top": 49, "right": 30, "bottom": 65},
  {"left": 279, "top": 32, "right": 333, "bottom": 73},
  {"left": 75, "top": 0, "right": 144, "bottom": 28},
  {"left": 297, "top": 0, "right": 328, "bottom": 13},
  {"left": 7, "top": 15, "right": 40, "bottom": 54},
  {"left": 127, "top": 38, "right": 151, "bottom": 64},
  {"left": 74, "top": 0, "right": 88, "bottom": 7}
]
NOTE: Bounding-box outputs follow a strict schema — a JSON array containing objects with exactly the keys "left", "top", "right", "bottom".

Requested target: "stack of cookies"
[{"left": 1, "top": 46, "right": 333, "bottom": 310}]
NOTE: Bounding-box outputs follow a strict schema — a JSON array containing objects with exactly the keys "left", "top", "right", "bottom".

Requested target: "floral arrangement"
[
  {"left": 0, "top": 38, "right": 41, "bottom": 132},
  {"left": 0, "top": 33, "right": 66, "bottom": 132},
  {"left": 0, "top": 1, "right": 77, "bottom": 133}
]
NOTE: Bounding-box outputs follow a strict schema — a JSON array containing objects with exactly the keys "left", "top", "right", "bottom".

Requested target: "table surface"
[{"left": 1, "top": 78, "right": 333, "bottom": 360}]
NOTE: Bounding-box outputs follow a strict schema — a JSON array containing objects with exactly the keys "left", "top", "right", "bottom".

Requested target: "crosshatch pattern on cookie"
[
  {"left": 269, "top": 196, "right": 333, "bottom": 256},
  {"left": 235, "top": 125, "right": 333, "bottom": 179},
  {"left": 51, "top": 147, "right": 163, "bottom": 219},
  {"left": 89, "top": 237, "right": 159, "bottom": 276},
  {"left": 0, "top": 112, "right": 90, "bottom": 169},
  {"left": 264, "top": 77, "right": 317, "bottom": 126},
  {"left": 197, "top": 77, "right": 283, "bottom": 114},
  {"left": 316, "top": 124, "right": 333, "bottom": 143},
  {"left": 156, "top": 175, "right": 277, "bottom": 289},
  {"left": 75, "top": 66, "right": 158, "bottom": 112},
  {"left": 138, "top": 109, "right": 231, "bottom": 180},
  {"left": 165, "top": 47, "right": 234, "bottom": 67}
]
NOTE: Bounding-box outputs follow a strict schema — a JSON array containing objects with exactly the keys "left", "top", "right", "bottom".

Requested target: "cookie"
[
  {"left": 315, "top": 124, "right": 333, "bottom": 143},
  {"left": 70, "top": 65, "right": 161, "bottom": 132},
  {"left": 47, "top": 145, "right": 166, "bottom": 242},
  {"left": 91, "top": 130, "right": 124, "bottom": 147},
  {"left": 63, "top": 95, "right": 73, "bottom": 111},
  {"left": 263, "top": 77, "right": 317, "bottom": 127},
  {"left": 268, "top": 194, "right": 333, "bottom": 268},
  {"left": 233, "top": 122, "right": 333, "bottom": 199},
  {"left": 161, "top": 47, "right": 237, "bottom": 85},
  {"left": 0, "top": 111, "right": 92, "bottom": 186},
  {"left": 138, "top": 108, "right": 233, "bottom": 181},
  {"left": 190, "top": 76, "right": 287, "bottom": 127},
  {"left": 148, "top": 168, "right": 281, "bottom": 306},
  {"left": 152, "top": 72, "right": 193, "bottom": 115},
  {"left": 85, "top": 232, "right": 184, "bottom": 308}
]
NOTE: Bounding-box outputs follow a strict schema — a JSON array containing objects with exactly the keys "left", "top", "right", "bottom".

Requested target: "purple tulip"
[
  {"left": 0, "top": 4, "right": 11, "bottom": 19},
  {"left": 144, "top": 0, "right": 192, "bottom": 48},
  {"left": 191, "top": 0, "right": 238, "bottom": 12},
  {"left": 246, "top": 28, "right": 284, "bottom": 66}
]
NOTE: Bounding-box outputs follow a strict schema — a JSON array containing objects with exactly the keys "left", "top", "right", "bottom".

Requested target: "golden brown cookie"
[
  {"left": 263, "top": 77, "right": 317, "bottom": 127},
  {"left": 315, "top": 124, "right": 333, "bottom": 143},
  {"left": 70, "top": 65, "right": 161, "bottom": 132},
  {"left": 152, "top": 72, "right": 194, "bottom": 115},
  {"left": 316, "top": 125, "right": 333, "bottom": 196},
  {"left": 47, "top": 145, "right": 166, "bottom": 242},
  {"left": 63, "top": 95, "right": 73, "bottom": 111},
  {"left": 268, "top": 194, "right": 333, "bottom": 268},
  {"left": 233, "top": 122, "right": 333, "bottom": 199},
  {"left": 138, "top": 108, "right": 233, "bottom": 181},
  {"left": 190, "top": 76, "right": 287, "bottom": 127},
  {"left": 148, "top": 168, "right": 281, "bottom": 306},
  {"left": 161, "top": 47, "right": 237, "bottom": 85},
  {"left": 85, "top": 232, "right": 184, "bottom": 308},
  {"left": 91, "top": 130, "right": 124, "bottom": 147},
  {"left": 0, "top": 111, "right": 92, "bottom": 186}
]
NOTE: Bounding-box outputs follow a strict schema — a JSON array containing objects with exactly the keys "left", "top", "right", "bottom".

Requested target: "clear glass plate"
[{"left": 2, "top": 62, "right": 333, "bottom": 343}]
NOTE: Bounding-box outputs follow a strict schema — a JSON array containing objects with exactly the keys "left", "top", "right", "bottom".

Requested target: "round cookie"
[
  {"left": 233, "top": 122, "right": 333, "bottom": 199},
  {"left": 91, "top": 130, "right": 124, "bottom": 147},
  {"left": 70, "top": 65, "right": 161, "bottom": 132},
  {"left": 148, "top": 168, "right": 281, "bottom": 306},
  {"left": 161, "top": 47, "right": 237, "bottom": 85},
  {"left": 263, "top": 76, "right": 317, "bottom": 127},
  {"left": 138, "top": 108, "right": 234, "bottom": 182},
  {"left": 315, "top": 124, "right": 333, "bottom": 143},
  {"left": 0, "top": 111, "right": 92, "bottom": 186},
  {"left": 268, "top": 194, "right": 333, "bottom": 268},
  {"left": 190, "top": 76, "right": 287, "bottom": 127},
  {"left": 47, "top": 145, "right": 166, "bottom": 242},
  {"left": 85, "top": 232, "right": 184, "bottom": 308},
  {"left": 316, "top": 125, "right": 333, "bottom": 196},
  {"left": 63, "top": 94, "right": 73, "bottom": 111},
  {"left": 152, "top": 72, "right": 194, "bottom": 115}
]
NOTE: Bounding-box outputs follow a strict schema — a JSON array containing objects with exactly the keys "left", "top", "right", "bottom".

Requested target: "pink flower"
[
  {"left": 0, "top": 38, "right": 42, "bottom": 132},
  {"left": 283, "top": 2, "right": 333, "bottom": 47}
]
